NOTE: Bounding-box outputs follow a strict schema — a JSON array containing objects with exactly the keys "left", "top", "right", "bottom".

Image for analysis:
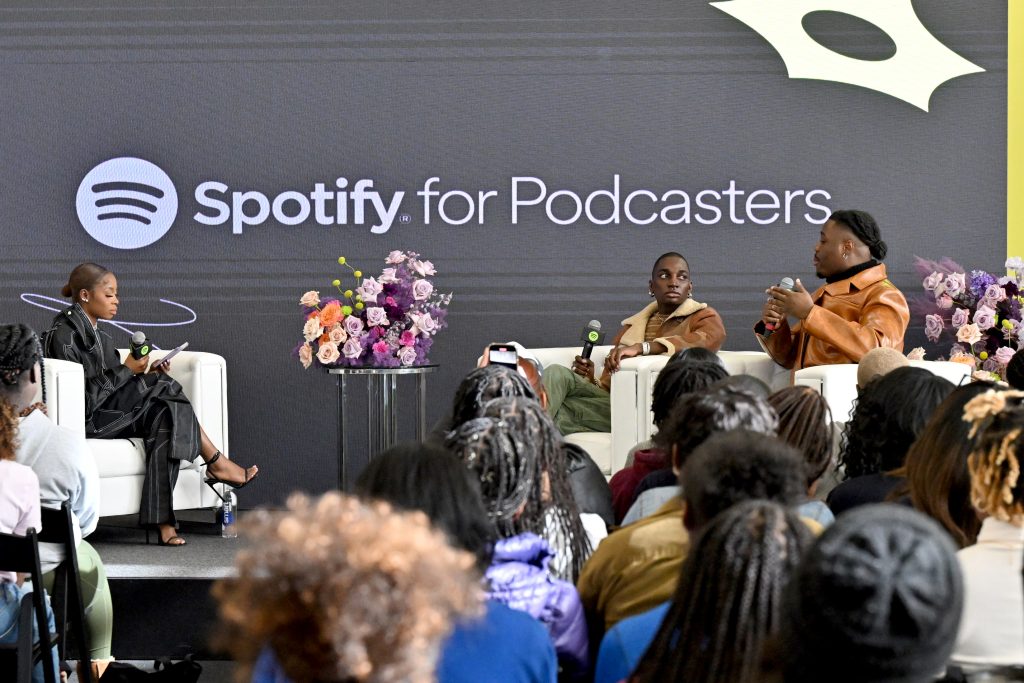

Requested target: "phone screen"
[{"left": 488, "top": 345, "right": 518, "bottom": 369}]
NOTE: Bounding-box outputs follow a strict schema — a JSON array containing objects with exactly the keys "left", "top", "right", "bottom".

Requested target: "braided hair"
[
  {"left": 446, "top": 396, "right": 590, "bottom": 580},
  {"left": 650, "top": 360, "right": 729, "bottom": 429},
  {"left": 768, "top": 386, "right": 833, "bottom": 488},
  {"left": 0, "top": 323, "right": 45, "bottom": 406},
  {"left": 450, "top": 365, "right": 537, "bottom": 428},
  {"left": 632, "top": 500, "right": 812, "bottom": 683},
  {"left": 964, "top": 389, "right": 1024, "bottom": 523},
  {"left": 829, "top": 210, "right": 887, "bottom": 261}
]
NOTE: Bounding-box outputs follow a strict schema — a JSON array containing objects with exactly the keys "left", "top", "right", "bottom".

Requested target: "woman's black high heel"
[{"left": 203, "top": 450, "right": 258, "bottom": 500}]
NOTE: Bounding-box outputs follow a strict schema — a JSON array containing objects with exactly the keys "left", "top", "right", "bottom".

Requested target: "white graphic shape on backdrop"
[
  {"left": 709, "top": 0, "right": 985, "bottom": 111},
  {"left": 76, "top": 157, "right": 178, "bottom": 249}
]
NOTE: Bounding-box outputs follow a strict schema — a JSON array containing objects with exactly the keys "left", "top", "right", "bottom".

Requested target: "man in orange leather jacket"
[{"left": 755, "top": 210, "right": 910, "bottom": 371}]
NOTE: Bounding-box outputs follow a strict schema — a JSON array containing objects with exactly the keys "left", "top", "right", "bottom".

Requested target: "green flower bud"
[{"left": 338, "top": 257, "right": 346, "bottom": 265}]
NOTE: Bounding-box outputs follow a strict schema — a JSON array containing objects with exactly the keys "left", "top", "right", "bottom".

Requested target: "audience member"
[
  {"left": 888, "top": 381, "right": 1000, "bottom": 548},
  {"left": 768, "top": 386, "right": 835, "bottom": 526},
  {"left": 622, "top": 384, "right": 778, "bottom": 525},
  {"left": 0, "top": 323, "right": 114, "bottom": 670},
  {"left": 856, "top": 346, "right": 909, "bottom": 390},
  {"left": 778, "top": 505, "right": 962, "bottom": 683},
  {"left": 0, "top": 388, "right": 59, "bottom": 683},
  {"left": 952, "top": 389, "right": 1024, "bottom": 669},
  {"left": 666, "top": 346, "right": 724, "bottom": 368},
  {"left": 631, "top": 501, "right": 811, "bottom": 683},
  {"left": 595, "top": 431, "right": 810, "bottom": 683},
  {"left": 354, "top": 443, "right": 558, "bottom": 683},
  {"left": 214, "top": 493, "right": 483, "bottom": 683},
  {"left": 576, "top": 388, "right": 777, "bottom": 637},
  {"left": 828, "top": 367, "right": 953, "bottom": 515},
  {"left": 712, "top": 373, "right": 771, "bottom": 399},
  {"left": 608, "top": 359, "right": 727, "bottom": 523}
]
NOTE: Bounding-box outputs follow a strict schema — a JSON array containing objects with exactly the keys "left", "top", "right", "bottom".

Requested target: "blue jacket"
[{"left": 486, "top": 532, "right": 590, "bottom": 674}]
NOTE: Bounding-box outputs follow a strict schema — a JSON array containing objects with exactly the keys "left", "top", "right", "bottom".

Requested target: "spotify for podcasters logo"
[{"left": 76, "top": 157, "right": 178, "bottom": 249}]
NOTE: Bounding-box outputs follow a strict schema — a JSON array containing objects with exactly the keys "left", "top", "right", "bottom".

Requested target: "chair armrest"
[
  {"left": 41, "top": 358, "right": 87, "bottom": 437},
  {"left": 793, "top": 364, "right": 860, "bottom": 423}
]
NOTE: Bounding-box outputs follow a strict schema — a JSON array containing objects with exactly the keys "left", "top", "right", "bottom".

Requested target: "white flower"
[
  {"left": 397, "top": 346, "right": 417, "bottom": 366},
  {"left": 303, "top": 316, "right": 323, "bottom": 342},
  {"left": 1006, "top": 256, "right": 1024, "bottom": 272},
  {"left": 328, "top": 323, "right": 347, "bottom": 344},
  {"left": 356, "top": 277, "right": 383, "bottom": 304},
  {"left": 409, "top": 311, "right": 437, "bottom": 336},
  {"left": 365, "top": 307, "right": 390, "bottom": 327},
  {"left": 906, "top": 347, "right": 926, "bottom": 361},
  {"left": 298, "top": 343, "right": 313, "bottom": 369},
  {"left": 316, "top": 341, "right": 340, "bottom": 364},
  {"left": 412, "top": 279, "right": 434, "bottom": 301},
  {"left": 299, "top": 290, "right": 320, "bottom": 307},
  {"left": 379, "top": 267, "right": 399, "bottom": 284},
  {"left": 411, "top": 259, "right": 437, "bottom": 277},
  {"left": 385, "top": 250, "right": 407, "bottom": 265}
]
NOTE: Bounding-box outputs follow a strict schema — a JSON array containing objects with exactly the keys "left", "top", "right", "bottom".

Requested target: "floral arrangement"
[
  {"left": 295, "top": 250, "right": 451, "bottom": 369},
  {"left": 913, "top": 256, "right": 1023, "bottom": 381}
]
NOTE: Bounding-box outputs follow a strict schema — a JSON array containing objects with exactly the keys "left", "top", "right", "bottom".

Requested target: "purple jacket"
[{"left": 486, "top": 532, "right": 589, "bottom": 673}]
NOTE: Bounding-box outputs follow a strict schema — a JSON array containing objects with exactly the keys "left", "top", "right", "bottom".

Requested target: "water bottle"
[{"left": 221, "top": 490, "right": 238, "bottom": 538}]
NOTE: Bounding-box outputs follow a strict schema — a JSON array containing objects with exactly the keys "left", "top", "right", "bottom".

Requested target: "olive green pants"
[
  {"left": 543, "top": 364, "right": 612, "bottom": 435},
  {"left": 42, "top": 540, "right": 113, "bottom": 659}
]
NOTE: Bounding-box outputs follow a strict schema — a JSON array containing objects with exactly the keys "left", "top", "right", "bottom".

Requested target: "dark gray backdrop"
[{"left": 0, "top": 1, "right": 1007, "bottom": 506}]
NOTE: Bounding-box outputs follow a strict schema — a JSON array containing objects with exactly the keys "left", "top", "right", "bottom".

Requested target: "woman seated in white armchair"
[
  {"left": 43, "top": 263, "right": 259, "bottom": 547},
  {"left": 543, "top": 252, "right": 727, "bottom": 436}
]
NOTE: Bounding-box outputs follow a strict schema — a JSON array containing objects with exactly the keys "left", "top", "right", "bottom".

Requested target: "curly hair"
[
  {"left": 768, "top": 386, "right": 833, "bottom": 488},
  {"left": 0, "top": 323, "right": 45, "bottom": 405},
  {"left": 0, "top": 399, "right": 19, "bottom": 462},
  {"left": 965, "top": 390, "right": 1024, "bottom": 523},
  {"left": 633, "top": 500, "right": 812, "bottom": 683},
  {"left": 212, "top": 492, "right": 483, "bottom": 683},
  {"left": 446, "top": 396, "right": 590, "bottom": 580},
  {"left": 650, "top": 360, "right": 729, "bottom": 428},
  {"left": 839, "top": 367, "right": 953, "bottom": 479},
  {"left": 449, "top": 365, "right": 537, "bottom": 428},
  {"left": 654, "top": 387, "right": 779, "bottom": 471}
]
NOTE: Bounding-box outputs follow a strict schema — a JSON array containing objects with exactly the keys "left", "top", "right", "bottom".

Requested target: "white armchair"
[{"left": 39, "top": 350, "right": 227, "bottom": 518}]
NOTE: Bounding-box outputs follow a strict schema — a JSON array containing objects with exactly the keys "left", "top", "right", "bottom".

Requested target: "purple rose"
[
  {"left": 365, "top": 306, "right": 390, "bottom": 327},
  {"left": 412, "top": 279, "right": 434, "bottom": 301},
  {"left": 951, "top": 308, "right": 970, "bottom": 328},
  {"left": 356, "top": 277, "right": 383, "bottom": 303},
  {"left": 385, "top": 250, "right": 407, "bottom": 265},
  {"left": 983, "top": 284, "right": 1007, "bottom": 305},
  {"left": 397, "top": 345, "right": 417, "bottom": 366},
  {"left": 973, "top": 305, "right": 996, "bottom": 331},
  {"left": 344, "top": 316, "right": 364, "bottom": 336},
  {"left": 995, "top": 346, "right": 1016, "bottom": 366},
  {"left": 379, "top": 267, "right": 399, "bottom": 284},
  {"left": 399, "top": 330, "right": 416, "bottom": 347},
  {"left": 922, "top": 271, "right": 943, "bottom": 293},
  {"left": 943, "top": 272, "right": 966, "bottom": 298},
  {"left": 924, "top": 314, "right": 944, "bottom": 342},
  {"left": 410, "top": 259, "right": 437, "bottom": 277},
  {"left": 936, "top": 294, "right": 953, "bottom": 310},
  {"left": 342, "top": 337, "right": 363, "bottom": 359},
  {"left": 409, "top": 311, "right": 437, "bottom": 336}
]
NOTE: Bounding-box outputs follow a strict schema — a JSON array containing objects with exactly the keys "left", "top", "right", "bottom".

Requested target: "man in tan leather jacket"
[{"left": 755, "top": 210, "right": 909, "bottom": 371}]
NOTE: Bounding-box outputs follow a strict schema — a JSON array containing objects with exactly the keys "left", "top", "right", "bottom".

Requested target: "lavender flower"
[
  {"left": 951, "top": 308, "right": 970, "bottom": 328},
  {"left": 924, "top": 314, "right": 944, "bottom": 342},
  {"left": 973, "top": 305, "right": 996, "bottom": 331}
]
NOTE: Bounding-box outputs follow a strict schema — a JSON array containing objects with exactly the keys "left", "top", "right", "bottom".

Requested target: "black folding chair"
[
  {"left": 0, "top": 527, "right": 59, "bottom": 683},
  {"left": 38, "top": 503, "right": 93, "bottom": 683}
]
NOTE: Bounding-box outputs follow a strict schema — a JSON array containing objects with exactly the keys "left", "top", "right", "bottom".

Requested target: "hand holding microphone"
[
  {"left": 764, "top": 277, "right": 814, "bottom": 335},
  {"left": 572, "top": 320, "right": 604, "bottom": 381},
  {"left": 763, "top": 277, "right": 794, "bottom": 335},
  {"left": 125, "top": 331, "right": 151, "bottom": 374}
]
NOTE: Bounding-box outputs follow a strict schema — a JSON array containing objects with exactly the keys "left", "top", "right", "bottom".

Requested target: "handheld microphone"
[
  {"left": 764, "top": 277, "right": 795, "bottom": 336},
  {"left": 580, "top": 320, "right": 605, "bottom": 360},
  {"left": 129, "top": 331, "right": 152, "bottom": 360}
]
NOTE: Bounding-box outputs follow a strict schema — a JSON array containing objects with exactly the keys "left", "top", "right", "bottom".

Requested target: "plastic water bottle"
[{"left": 221, "top": 490, "right": 238, "bottom": 538}]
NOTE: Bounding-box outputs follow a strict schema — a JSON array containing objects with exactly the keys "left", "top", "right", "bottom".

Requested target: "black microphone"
[
  {"left": 764, "top": 277, "right": 795, "bottom": 337},
  {"left": 580, "top": 320, "right": 605, "bottom": 359},
  {"left": 129, "top": 331, "right": 152, "bottom": 360}
]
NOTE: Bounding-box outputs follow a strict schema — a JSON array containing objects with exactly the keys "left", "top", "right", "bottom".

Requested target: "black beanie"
[{"left": 781, "top": 505, "right": 963, "bottom": 683}]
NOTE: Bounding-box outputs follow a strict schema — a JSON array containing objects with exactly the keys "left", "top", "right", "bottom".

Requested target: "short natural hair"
[
  {"left": 650, "top": 360, "right": 729, "bottom": 428},
  {"left": 213, "top": 493, "right": 483, "bottom": 683},
  {"left": 856, "top": 347, "right": 908, "bottom": 388},
  {"left": 681, "top": 430, "right": 807, "bottom": 530}
]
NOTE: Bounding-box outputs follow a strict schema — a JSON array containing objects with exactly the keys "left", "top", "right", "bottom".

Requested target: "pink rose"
[
  {"left": 399, "top": 330, "right": 416, "bottom": 347},
  {"left": 924, "top": 314, "right": 944, "bottom": 342},
  {"left": 344, "top": 316, "right": 364, "bottom": 336},
  {"left": 356, "top": 277, "right": 383, "bottom": 303},
  {"left": 951, "top": 308, "right": 970, "bottom": 328},
  {"left": 410, "top": 259, "right": 437, "bottom": 277},
  {"left": 385, "top": 250, "right": 407, "bottom": 265},
  {"left": 943, "top": 272, "right": 966, "bottom": 297},
  {"left": 299, "top": 290, "right": 320, "bottom": 307},
  {"left": 973, "top": 305, "right": 996, "bottom": 331},
  {"left": 385, "top": 296, "right": 397, "bottom": 307},
  {"left": 922, "top": 272, "right": 943, "bottom": 293},
  {"left": 412, "top": 279, "right": 434, "bottom": 301},
  {"left": 317, "top": 341, "right": 340, "bottom": 364},
  {"left": 409, "top": 311, "right": 437, "bottom": 336},
  {"left": 372, "top": 340, "right": 389, "bottom": 354},
  {"left": 984, "top": 284, "right": 1007, "bottom": 305},
  {"left": 303, "top": 315, "right": 324, "bottom": 342},
  {"left": 328, "top": 323, "right": 347, "bottom": 344},
  {"left": 956, "top": 323, "right": 982, "bottom": 346},
  {"left": 342, "top": 337, "right": 363, "bottom": 359},
  {"left": 366, "top": 307, "right": 390, "bottom": 327},
  {"left": 379, "top": 268, "right": 399, "bottom": 284},
  {"left": 936, "top": 294, "right": 953, "bottom": 310},
  {"left": 397, "top": 345, "right": 417, "bottom": 366},
  {"left": 906, "top": 347, "right": 926, "bottom": 361},
  {"left": 298, "top": 342, "right": 313, "bottom": 369},
  {"left": 995, "top": 346, "right": 1016, "bottom": 366}
]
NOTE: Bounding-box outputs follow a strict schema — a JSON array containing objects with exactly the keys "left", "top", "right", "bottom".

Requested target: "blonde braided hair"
[{"left": 964, "top": 390, "right": 1024, "bottom": 522}]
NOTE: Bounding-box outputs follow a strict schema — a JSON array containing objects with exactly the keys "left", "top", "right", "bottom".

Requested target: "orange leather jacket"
[{"left": 754, "top": 263, "right": 909, "bottom": 370}]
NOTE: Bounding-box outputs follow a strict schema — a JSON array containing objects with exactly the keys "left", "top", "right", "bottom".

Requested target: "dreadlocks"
[
  {"left": 0, "top": 323, "right": 45, "bottom": 406},
  {"left": 768, "top": 386, "right": 833, "bottom": 488},
  {"left": 632, "top": 500, "right": 811, "bottom": 683},
  {"left": 449, "top": 365, "right": 537, "bottom": 428},
  {"left": 964, "top": 389, "right": 1024, "bottom": 523},
  {"left": 447, "top": 396, "right": 590, "bottom": 580}
]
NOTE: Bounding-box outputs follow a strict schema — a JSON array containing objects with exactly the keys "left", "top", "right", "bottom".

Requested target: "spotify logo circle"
[{"left": 76, "top": 157, "right": 178, "bottom": 249}]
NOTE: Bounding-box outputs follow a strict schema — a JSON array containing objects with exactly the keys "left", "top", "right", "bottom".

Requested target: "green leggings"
[
  {"left": 543, "top": 364, "right": 612, "bottom": 435},
  {"left": 42, "top": 540, "right": 113, "bottom": 660}
]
